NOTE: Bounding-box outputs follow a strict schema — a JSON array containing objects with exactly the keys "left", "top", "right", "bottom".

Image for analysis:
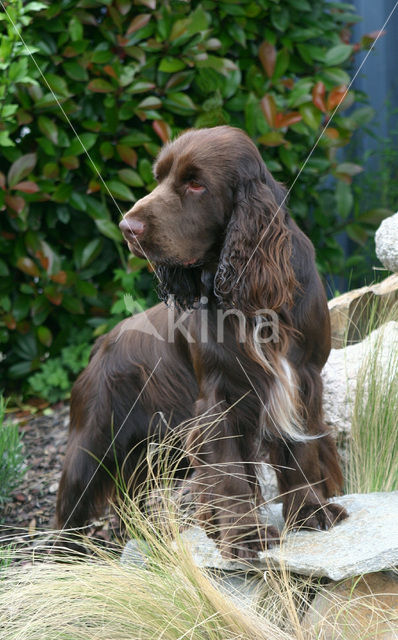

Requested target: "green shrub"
[
  {"left": 0, "top": 0, "right": 391, "bottom": 398},
  {"left": 0, "top": 396, "right": 25, "bottom": 507}
]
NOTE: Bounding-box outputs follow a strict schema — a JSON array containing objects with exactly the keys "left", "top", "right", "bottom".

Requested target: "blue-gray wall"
[{"left": 351, "top": 0, "right": 398, "bottom": 165}]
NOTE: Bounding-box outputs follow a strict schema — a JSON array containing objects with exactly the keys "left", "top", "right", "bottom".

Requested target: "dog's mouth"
[{"left": 128, "top": 241, "right": 203, "bottom": 270}]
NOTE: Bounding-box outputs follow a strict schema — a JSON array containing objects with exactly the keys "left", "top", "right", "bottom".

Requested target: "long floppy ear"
[
  {"left": 214, "top": 173, "right": 297, "bottom": 316},
  {"left": 156, "top": 264, "right": 202, "bottom": 310}
]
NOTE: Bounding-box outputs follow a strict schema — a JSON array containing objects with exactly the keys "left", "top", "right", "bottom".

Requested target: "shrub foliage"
[{"left": 0, "top": 0, "right": 390, "bottom": 399}]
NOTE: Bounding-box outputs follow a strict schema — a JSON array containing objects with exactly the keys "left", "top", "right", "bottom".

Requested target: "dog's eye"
[{"left": 187, "top": 181, "right": 205, "bottom": 193}]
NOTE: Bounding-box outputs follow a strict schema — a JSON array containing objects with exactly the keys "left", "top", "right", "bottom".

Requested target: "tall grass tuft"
[
  {"left": 0, "top": 420, "right": 397, "bottom": 638},
  {"left": 346, "top": 317, "right": 398, "bottom": 494}
]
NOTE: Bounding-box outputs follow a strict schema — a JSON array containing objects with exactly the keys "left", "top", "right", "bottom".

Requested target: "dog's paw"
[
  {"left": 285, "top": 500, "right": 348, "bottom": 531},
  {"left": 219, "top": 522, "right": 280, "bottom": 560}
]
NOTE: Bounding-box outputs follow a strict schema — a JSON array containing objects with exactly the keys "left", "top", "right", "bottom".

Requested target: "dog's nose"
[{"left": 119, "top": 217, "right": 145, "bottom": 241}]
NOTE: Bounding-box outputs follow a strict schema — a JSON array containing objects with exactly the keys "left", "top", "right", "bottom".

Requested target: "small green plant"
[
  {"left": 28, "top": 340, "right": 92, "bottom": 403},
  {"left": 0, "top": 395, "right": 25, "bottom": 507}
]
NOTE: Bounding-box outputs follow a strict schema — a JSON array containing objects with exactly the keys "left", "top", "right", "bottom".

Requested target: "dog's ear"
[
  {"left": 214, "top": 169, "right": 297, "bottom": 316},
  {"left": 156, "top": 265, "right": 202, "bottom": 310}
]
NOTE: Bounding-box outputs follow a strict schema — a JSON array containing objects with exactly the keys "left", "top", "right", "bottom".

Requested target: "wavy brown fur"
[{"left": 56, "top": 126, "right": 347, "bottom": 558}]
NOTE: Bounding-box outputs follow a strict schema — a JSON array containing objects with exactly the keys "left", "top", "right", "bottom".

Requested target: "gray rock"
[
  {"left": 322, "top": 321, "right": 398, "bottom": 435},
  {"left": 376, "top": 211, "right": 398, "bottom": 273},
  {"left": 177, "top": 492, "right": 398, "bottom": 581},
  {"left": 328, "top": 274, "right": 398, "bottom": 349}
]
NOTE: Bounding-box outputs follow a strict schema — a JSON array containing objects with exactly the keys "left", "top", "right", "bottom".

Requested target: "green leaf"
[
  {"left": 13, "top": 295, "right": 30, "bottom": 321},
  {"left": 37, "top": 326, "right": 53, "bottom": 347},
  {"left": 91, "top": 46, "right": 112, "bottom": 64},
  {"left": 70, "top": 192, "right": 87, "bottom": 211},
  {"left": 335, "top": 162, "right": 363, "bottom": 177},
  {"left": 38, "top": 116, "right": 58, "bottom": 144},
  {"left": 8, "top": 153, "right": 37, "bottom": 187},
  {"left": 350, "top": 106, "right": 375, "bottom": 126},
  {"left": 324, "top": 44, "right": 353, "bottom": 66},
  {"left": 271, "top": 6, "right": 290, "bottom": 32},
  {"left": 357, "top": 208, "right": 393, "bottom": 226},
  {"left": 69, "top": 16, "right": 83, "bottom": 42},
  {"left": 24, "top": 2, "right": 47, "bottom": 10},
  {"left": 159, "top": 57, "right": 186, "bottom": 73},
  {"left": 0, "top": 131, "right": 15, "bottom": 147},
  {"left": 105, "top": 180, "right": 135, "bottom": 201},
  {"left": 118, "top": 169, "right": 144, "bottom": 187},
  {"left": 87, "top": 79, "right": 115, "bottom": 93},
  {"left": 0, "top": 258, "right": 9, "bottom": 276},
  {"left": 137, "top": 96, "right": 162, "bottom": 110},
  {"left": 45, "top": 73, "right": 69, "bottom": 96},
  {"left": 68, "top": 133, "right": 97, "bottom": 156},
  {"left": 81, "top": 238, "right": 103, "bottom": 268},
  {"left": 321, "top": 67, "right": 350, "bottom": 87},
  {"left": 335, "top": 181, "right": 353, "bottom": 218},
  {"left": 62, "top": 295, "right": 84, "bottom": 314},
  {"left": 346, "top": 223, "right": 368, "bottom": 245},
  {"left": 63, "top": 61, "right": 89, "bottom": 81},
  {"left": 138, "top": 158, "right": 153, "bottom": 183},
  {"left": 273, "top": 48, "right": 290, "bottom": 80},
  {"left": 300, "top": 104, "right": 321, "bottom": 130},
  {"left": 163, "top": 92, "right": 197, "bottom": 114},
  {"left": 95, "top": 219, "right": 123, "bottom": 242}
]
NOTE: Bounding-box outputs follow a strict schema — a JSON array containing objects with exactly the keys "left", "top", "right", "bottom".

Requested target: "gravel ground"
[{"left": 0, "top": 404, "right": 120, "bottom": 552}]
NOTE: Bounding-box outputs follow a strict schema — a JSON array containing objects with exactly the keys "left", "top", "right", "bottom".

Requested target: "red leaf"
[
  {"left": 325, "top": 127, "right": 340, "bottom": 140},
  {"left": 13, "top": 181, "right": 40, "bottom": 193},
  {"left": 258, "top": 131, "right": 286, "bottom": 147},
  {"left": 61, "top": 156, "right": 80, "bottom": 169},
  {"left": 327, "top": 85, "right": 347, "bottom": 111},
  {"left": 126, "top": 13, "right": 151, "bottom": 35},
  {"left": 363, "top": 29, "right": 386, "bottom": 42},
  {"left": 259, "top": 42, "right": 276, "bottom": 78},
  {"left": 275, "top": 111, "right": 302, "bottom": 128},
  {"left": 8, "top": 153, "right": 37, "bottom": 187},
  {"left": 16, "top": 256, "right": 40, "bottom": 277},
  {"left": 44, "top": 286, "right": 63, "bottom": 306},
  {"left": 35, "top": 250, "right": 49, "bottom": 271},
  {"left": 63, "top": 46, "right": 78, "bottom": 57},
  {"left": 0, "top": 172, "right": 5, "bottom": 189},
  {"left": 280, "top": 78, "right": 294, "bottom": 89},
  {"left": 312, "top": 81, "right": 326, "bottom": 113},
  {"left": 104, "top": 65, "right": 118, "bottom": 80},
  {"left": 261, "top": 95, "right": 277, "bottom": 128},
  {"left": 116, "top": 145, "right": 138, "bottom": 168},
  {"left": 152, "top": 120, "right": 171, "bottom": 143},
  {"left": 50, "top": 270, "right": 68, "bottom": 284},
  {"left": 5, "top": 195, "right": 25, "bottom": 214},
  {"left": 4, "top": 314, "right": 16, "bottom": 330},
  {"left": 86, "top": 179, "right": 101, "bottom": 194},
  {"left": 87, "top": 79, "right": 115, "bottom": 93}
]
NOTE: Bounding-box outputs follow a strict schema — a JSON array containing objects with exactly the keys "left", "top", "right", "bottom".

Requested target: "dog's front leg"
[{"left": 184, "top": 394, "right": 279, "bottom": 559}]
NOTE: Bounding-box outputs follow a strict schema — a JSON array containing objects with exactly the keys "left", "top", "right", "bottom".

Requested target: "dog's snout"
[{"left": 119, "top": 217, "right": 145, "bottom": 240}]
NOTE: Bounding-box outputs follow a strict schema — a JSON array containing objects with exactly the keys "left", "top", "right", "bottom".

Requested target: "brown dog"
[{"left": 56, "top": 126, "right": 347, "bottom": 557}]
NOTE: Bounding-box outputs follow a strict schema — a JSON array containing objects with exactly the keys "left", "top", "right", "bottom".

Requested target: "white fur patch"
[{"left": 258, "top": 355, "right": 314, "bottom": 442}]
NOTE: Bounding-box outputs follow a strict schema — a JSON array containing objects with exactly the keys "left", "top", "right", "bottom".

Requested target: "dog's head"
[{"left": 120, "top": 126, "right": 296, "bottom": 311}]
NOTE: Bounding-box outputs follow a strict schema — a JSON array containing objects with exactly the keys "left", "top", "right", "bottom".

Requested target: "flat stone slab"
[{"left": 176, "top": 492, "right": 398, "bottom": 580}]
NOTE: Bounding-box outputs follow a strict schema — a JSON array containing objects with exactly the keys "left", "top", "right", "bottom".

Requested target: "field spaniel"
[{"left": 56, "top": 126, "right": 347, "bottom": 558}]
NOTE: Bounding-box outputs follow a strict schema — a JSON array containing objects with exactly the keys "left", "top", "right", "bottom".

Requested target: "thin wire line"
[
  {"left": 236, "top": 3, "right": 398, "bottom": 285},
  {"left": 0, "top": 0, "right": 160, "bottom": 280},
  {"left": 236, "top": 356, "right": 336, "bottom": 527},
  {"left": 59, "top": 357, "right": 162, "bottom": 534}
]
